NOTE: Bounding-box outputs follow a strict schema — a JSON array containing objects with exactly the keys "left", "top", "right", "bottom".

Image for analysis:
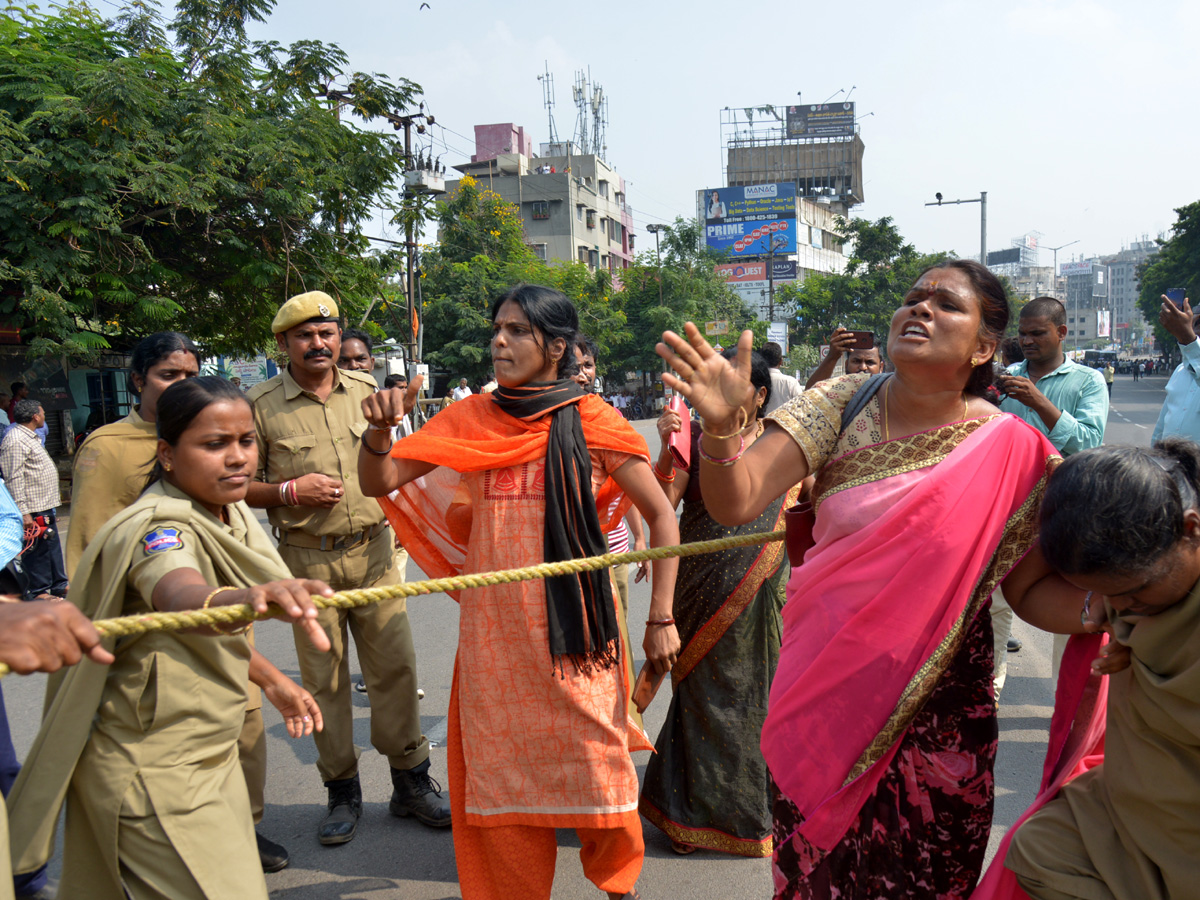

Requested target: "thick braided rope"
[{"left": 0, "top": 530, "right": 786, "bottom": 675}]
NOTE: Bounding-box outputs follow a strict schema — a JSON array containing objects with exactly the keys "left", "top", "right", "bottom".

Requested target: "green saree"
[{"left": 639, "top": 449, "right": 798, "bottom": 857}]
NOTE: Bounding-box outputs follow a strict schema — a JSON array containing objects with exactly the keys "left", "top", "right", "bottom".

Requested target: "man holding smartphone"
[
  {"left": 1151, "top": 293, "right": 1200, "bottom": 444},
  {"left": 803, "top": 327, "right": 884, "bottom": 390},
  {"left": 995, "top": 296, "right": 1108, "bottom": 681}
]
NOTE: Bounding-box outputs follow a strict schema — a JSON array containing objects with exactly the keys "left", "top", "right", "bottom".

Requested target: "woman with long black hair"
[{"left": 360, "top": 284, "right": 680, "bottom": 900}]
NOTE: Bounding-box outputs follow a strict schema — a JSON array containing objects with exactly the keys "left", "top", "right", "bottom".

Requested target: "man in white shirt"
[
  {"left": 1152, "top": 294, "right": 1200, "bottom": 445},
  {"left": 761, "top": 342, "right": 803, "bottom": 415},
  {"left": 451, "top": 378, "right": 472, "bottom": 402}
]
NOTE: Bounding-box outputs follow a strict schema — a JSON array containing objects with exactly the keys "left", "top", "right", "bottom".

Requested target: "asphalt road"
[{"left": 1, "top": 375, "right": 1167, "bottom": 898}]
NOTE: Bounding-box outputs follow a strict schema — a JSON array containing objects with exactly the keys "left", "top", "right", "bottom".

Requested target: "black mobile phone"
[
  {"left": 1167, "top": 288, "right": 1187, "bottom": 309},
  {"left": 846, "top": 331, "right": 874, "bottom": 350}
]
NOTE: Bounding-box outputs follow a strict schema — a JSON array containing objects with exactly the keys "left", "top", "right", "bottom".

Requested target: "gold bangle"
[
  {"left": 202, "top": 586, "right": 250, "bottom": 635},
  {"left": 699, "top": 407, "right": 748, "bottom": 440},
  {"left": 202, "top": 586, "right": 238, "bottom": 609}
]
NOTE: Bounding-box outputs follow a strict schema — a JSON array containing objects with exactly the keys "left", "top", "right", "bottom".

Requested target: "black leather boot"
[
  {"left": 389, "top": 759, "right": 452, "bottom": 827},
  {"left": 256, "top": 831, "right": 289, "bottom": 872},
  {"left": 319, "top": 775, "right": 362, "bottom": 845}
]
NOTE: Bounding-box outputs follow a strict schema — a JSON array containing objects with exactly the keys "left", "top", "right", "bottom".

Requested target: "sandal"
[{"left": 670, "top": 840, "right": 696, "bottom": 855}]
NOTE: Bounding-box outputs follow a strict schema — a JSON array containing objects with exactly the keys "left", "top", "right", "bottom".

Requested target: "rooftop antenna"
[
  {"left": 537, "top": 61, "right": 559, "bottom": 147},
  {"left": 572, "top": 69, "right": 591, "bottom": 154},
  {"left": 590, "top": 81, "right": 607, "bottom": 162}
]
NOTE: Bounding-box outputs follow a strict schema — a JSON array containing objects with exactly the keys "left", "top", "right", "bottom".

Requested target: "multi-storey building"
[
  {"left": 444, "top": 123, "right": 634, "bottom": 275},
  {"left": 1101, "top": 239, "right": 1158, "bottom": 348}
]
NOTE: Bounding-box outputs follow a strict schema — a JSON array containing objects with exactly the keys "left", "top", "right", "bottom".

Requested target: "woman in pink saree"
[{"left": 656, "top": 261, "right": 1074, "bottom": 898}]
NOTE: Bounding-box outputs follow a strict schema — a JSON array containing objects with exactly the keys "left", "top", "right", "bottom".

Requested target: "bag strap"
[{"left": 839, "top": 372, "right": 890, "bottom": 434}]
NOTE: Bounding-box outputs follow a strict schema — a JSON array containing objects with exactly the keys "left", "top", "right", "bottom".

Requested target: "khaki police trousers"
[{"left": 280, "top": 532, "right": 428, "bottom": 783}]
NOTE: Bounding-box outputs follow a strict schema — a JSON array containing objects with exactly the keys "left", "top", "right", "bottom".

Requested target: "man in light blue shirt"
[
  {"left": 993, "top": 296, "right": 1108, "bottom": 684},
  {"left": 1152, "top": 294, "right": 1200, "bottom": 445},
  {"left": 997, "top": 297, "right": 1109, "bottom": 456}
]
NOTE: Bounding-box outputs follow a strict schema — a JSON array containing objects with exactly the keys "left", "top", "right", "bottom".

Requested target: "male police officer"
[{"left": 246, "top": 292, "right": 449, "bottom": 845}]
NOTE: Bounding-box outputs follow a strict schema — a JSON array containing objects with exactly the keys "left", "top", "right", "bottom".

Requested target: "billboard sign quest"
[{"left": 702, "top": 183, "right": 797, "bottom": 258}]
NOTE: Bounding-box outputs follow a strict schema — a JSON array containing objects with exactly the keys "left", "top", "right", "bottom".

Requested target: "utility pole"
[
  {"left": 322, "top": 89, "right": 437, "bottom": 364},
  {"left": 392, "top": 108, "right": 437, "bottom": 364},
  {"left": 646, "top": 224, "right": 667, "bottom": 308},
  {"left": 764, "top": 233, "right": 787, "bottom": 322}
]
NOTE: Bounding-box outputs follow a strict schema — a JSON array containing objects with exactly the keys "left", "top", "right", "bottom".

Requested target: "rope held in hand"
[{"left": 0, "top": 529, "right": 786, "bottom": 677}]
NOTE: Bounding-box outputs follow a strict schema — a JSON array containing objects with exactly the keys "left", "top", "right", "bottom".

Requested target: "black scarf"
[{"left": 491, "top": 380, "right": 620, "bottom": 674}]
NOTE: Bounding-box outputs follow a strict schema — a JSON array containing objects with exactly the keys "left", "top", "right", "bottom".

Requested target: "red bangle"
[
  {"left": 646, "top": 618, "right": 675, "bottom": 627},
  {"left": 653, "top": 463, "right": 676, "bottom": 483}
]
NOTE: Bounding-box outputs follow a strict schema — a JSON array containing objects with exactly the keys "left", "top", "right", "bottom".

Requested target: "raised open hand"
[{"left": 656, "top": 324, "right": 754, "bottom": 430}]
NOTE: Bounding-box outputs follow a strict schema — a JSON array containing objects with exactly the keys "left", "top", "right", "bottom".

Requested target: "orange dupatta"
[{"left": 376, "top": 393, "right": 650, "bottom": 595}]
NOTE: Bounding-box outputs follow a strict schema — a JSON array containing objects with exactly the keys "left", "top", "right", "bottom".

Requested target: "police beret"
[{"left": 271, "top": 291, "right": 340, "bottom": 334}]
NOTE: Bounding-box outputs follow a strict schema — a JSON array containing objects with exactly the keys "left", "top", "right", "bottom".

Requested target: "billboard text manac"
[{"left": 702, "top": 183, "right": 797, "bottom": 258}]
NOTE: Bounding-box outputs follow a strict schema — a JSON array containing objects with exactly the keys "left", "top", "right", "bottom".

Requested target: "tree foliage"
[
  {"left": 0, "top": 0, "right": 419, "bottom": 358},
  {"left": 417, "top": 176, "right": 629, "bottom": 383},
  {"left": 775, "top": 216, "right": 951, "bottom": 350},
  {"left": 1137, "top": 201, "right": 1200, "bottom": 350},
  {"left": 608, "top": 218, "right": 760, "bottom": 376},
  {"left": 417, "top": 198, "right": 757, "bottom": 387}
]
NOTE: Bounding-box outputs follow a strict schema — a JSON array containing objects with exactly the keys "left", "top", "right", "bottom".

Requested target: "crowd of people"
[{"left": 0, "top": 274, "right": 1196, "bottom": 900}]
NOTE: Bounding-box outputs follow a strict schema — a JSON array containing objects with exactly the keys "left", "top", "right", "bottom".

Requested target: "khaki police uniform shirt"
[{"left": 246, "top": 365, "right": 384, "bottom": 539}]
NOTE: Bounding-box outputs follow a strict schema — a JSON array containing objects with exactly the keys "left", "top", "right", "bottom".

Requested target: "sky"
[{"left": 248, "top": 0, "right": 1200, "bottom": 267}]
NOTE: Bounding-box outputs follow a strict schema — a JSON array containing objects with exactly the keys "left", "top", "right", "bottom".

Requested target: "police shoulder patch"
[{"left": 143, "top": 527, "right": 184, "bottom": 554}]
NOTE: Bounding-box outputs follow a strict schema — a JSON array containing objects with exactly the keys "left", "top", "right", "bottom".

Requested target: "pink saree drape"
[
  {"left": 760, "top": 414, "right": 1059, "bottom": 856},
  {"left": 968, "top": 632, "right": 1108, "bottom": 900}
]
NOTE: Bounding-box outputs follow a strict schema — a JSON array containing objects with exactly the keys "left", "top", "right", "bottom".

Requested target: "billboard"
[
  {"left": 1060, "top": 261, "right": 1093, "bottom": 277},
  {"left": 986, "top": 247, "right": 1022, "bottom": 266},
  {"left": 714, "top": 260, "right": 798, "bottom": 285},
  {"left": 702, "top": 183, "right": 797, "bottom": 258},
  {"left": 1097, "top": 309, "right": 1111, "bottom": 338},
  {"left": 767, "top": 322, "right": 789, "bottom": 354},
  {"left": 786, "top": 102, "right": 856, "bottom": 138}
]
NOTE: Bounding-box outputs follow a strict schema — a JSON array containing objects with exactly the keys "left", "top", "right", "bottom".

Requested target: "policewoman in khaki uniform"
[
  {"left": 7, "top": 377, "right": 331, "bottom": 900},
  {"left": 245, "top": 291, "right": 449, "bottom": 845},
  {"left": 64, "top": 331, "right": 307, "bottom": 873}
]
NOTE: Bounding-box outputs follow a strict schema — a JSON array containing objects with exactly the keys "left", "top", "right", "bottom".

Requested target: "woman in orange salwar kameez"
[{"left": 358, "top": 285, "right": 681, "bottom": 900}]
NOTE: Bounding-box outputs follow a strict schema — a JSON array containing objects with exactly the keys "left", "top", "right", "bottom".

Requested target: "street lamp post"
[
  {"left": 1044, "top": 240, "right": 1079, "bottom": 300},
  {"left": 925, "top": 191, "right": 987, "bottom": 265},
  {"left": 1044, "top": 240, "right": 1080, "bottom": 354}
]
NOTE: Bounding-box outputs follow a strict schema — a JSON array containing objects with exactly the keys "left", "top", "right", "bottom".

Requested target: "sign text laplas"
[{"left": 701, "top": 183, "right": 797, "bottom": 258}]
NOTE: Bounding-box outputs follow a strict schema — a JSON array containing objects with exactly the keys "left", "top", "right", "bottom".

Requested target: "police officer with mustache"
[{"left": 245, "top": 292, "right": 449, "bottom": 846}]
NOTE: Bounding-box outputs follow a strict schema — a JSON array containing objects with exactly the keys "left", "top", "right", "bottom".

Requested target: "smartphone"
[
  {"left": 1167, "top": 288, "right": 1187, "bottom": 309},
  {"left": 666, "top": 396, "right": 691, "bottom": 469},
  {"left": 632, "top": 661, "right": 667, "bottom": 714},
  {"left": 846, "top": 331, "right": 874, "bottom": 350}
]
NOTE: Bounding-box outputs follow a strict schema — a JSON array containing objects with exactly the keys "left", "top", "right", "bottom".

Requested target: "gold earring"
[
  {"left": 970, "top": 358, "right": 980, "bottom": 367},
  {"left": 164, "top": 464, "right": 172, "bottom": 472}
]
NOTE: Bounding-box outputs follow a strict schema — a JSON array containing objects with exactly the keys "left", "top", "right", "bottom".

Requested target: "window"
[
  {"left": 588, "top": 249, "right": 599, "bottom": 269},
  {"left": 598, "top": 180, "right": 609, "bottom": 199},
  {"left": 531, "top": 201, "right": 549, "bottom": 220},
  {"left": 532, "top": 243, "right": 548, "bottom": 261},
  {"left": 578, "top": 246, "right": 589, "bottom": 263},
  {"left": 586, "top": 209, "right": 596, "bottom": 229},
  {"left": 577, "top": 205, "right": 584, "bottom": 221}
]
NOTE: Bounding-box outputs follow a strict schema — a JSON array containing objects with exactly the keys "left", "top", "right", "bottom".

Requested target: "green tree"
[
  {"left": 609, "top": 217, "right": 759, "bottom": 377},
  {"left": 0, "top": 0, "right": 419, "bottom": 358},
  {"left": 775, "top": 216, "right": 951, "bottom": 350},
  {"left": 1137, "top": 201, "right": 1200, "bottom": 350},
  {"left": 417, "top": 176, "right": 629, "bottom": 384}
]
